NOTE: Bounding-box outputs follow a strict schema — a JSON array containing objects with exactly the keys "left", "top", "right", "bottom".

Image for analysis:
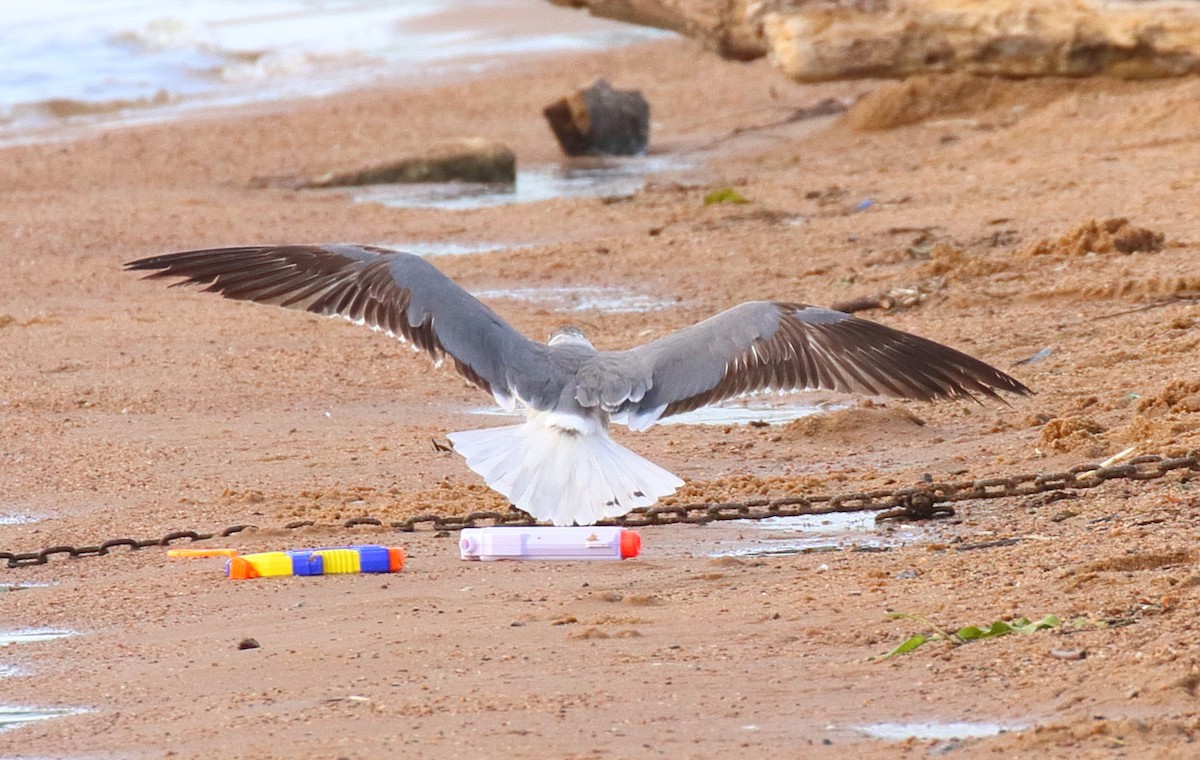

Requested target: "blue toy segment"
[
  {"left": 358, "top": 546, "right": 392, "bottom": 573},
  {"left": 291, "top": 551, "right": 324, "bottom": 576}
]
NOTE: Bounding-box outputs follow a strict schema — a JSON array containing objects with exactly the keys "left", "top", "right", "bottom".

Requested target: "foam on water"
[{"left": 0, "top": 0, "right": 669, "bottom": 139}]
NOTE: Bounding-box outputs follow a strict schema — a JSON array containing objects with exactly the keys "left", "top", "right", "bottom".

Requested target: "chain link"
[{"left": 4, "top": 451, "right": 1196, "bottom": 568}]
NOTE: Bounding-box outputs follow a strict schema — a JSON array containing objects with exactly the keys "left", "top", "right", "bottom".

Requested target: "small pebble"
[
  {"left": 237, "top": 638, "right": 261, "bottom": 651},
  {"left": 1049, "top": 648, "right": 1086, "bottom": 660}
]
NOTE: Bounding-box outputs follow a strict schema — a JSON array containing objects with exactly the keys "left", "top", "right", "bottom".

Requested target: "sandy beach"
[{"left": 2, "top": 23, "right": 1200, "bottom": 758}]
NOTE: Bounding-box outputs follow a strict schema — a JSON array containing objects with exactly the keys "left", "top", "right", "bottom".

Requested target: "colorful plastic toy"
[
  {"left": 459, "top": 527, "right": 641, "bottom": 561},
  {"left": 169, "top": 545, "right": 405, "bottom": 579}
]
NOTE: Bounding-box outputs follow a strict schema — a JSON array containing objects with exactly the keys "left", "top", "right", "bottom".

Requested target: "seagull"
[{"left": 126, "top": 244, "right": 1031, "bottom": 526}]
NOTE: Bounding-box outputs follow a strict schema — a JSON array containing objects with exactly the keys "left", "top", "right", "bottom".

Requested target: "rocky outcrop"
[
  {"left": 552, "top": 0, "right": 1200, "bottom": 80},
  {"left": 763, "top": 0, "right": 1200, "bottom": 81}
]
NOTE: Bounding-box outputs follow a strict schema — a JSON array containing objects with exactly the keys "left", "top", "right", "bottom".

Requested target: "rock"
[
  {"left": 547, "top": 0, "right": 768, "bottom": 60},
  {"left": 550, "top": 0, "right": 1200, "bottom": 80},
  {"left": 543, "top": 80, "right": 650, "bottom": 156},
  {"left": 299, "top": 138, "right": 516, "bottom": 188},
  {"left": 762, "top": 0, "right": 1200, "bottom": 81}
]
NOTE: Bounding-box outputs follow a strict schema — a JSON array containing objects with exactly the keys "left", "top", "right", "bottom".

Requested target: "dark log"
[{"left": 544, "top": 80, "right": 650, "bottom": 157}]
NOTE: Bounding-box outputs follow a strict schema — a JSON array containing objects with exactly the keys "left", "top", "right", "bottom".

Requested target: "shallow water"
[
  {"left": 0, "top": 585, "right": 44, "bottom": 594},
  {"left": 0, "top": 630, "right": 74, "bottom": 647},
  {"left": 354, "top": 157, "right": 685, "bottom": 210},
  {"left": 709, "top": 511, "right": 922, "bottom": 558},
  {"left": 856, "top": 721, "right": 1022, "bottom": 741},
  {"left": 0, "top": 706, "right": 88, "bottom": 732},
  {"left": 664, "top": 400, "right": 850, "bottom": 426},
  {"left": 474, "top": 285, "right": 674, "bottom": 314},
  {"left": 471, "top": 400, "right": 852, "bottom": 427},
  {"left": 378, "top": 241, "right": 530, "bottom": 258},
  {"left": 1, "top": 0, "right": 668, "bottom": 140}
]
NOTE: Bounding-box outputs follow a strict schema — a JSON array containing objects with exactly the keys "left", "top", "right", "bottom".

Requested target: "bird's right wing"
[
  {"left": 606, "top": 301, "right": 1030, "bottom": 430},
  {"left": 125, "top": 245, "right": 561, "bottom": 409}
]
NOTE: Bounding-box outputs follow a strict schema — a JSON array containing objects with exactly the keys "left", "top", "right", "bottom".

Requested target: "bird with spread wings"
[{"left": 126, "top": 244, "right": 1030, "bottom": 526}]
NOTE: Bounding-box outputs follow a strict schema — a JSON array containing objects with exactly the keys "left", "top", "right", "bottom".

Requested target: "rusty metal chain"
[{"left": 4, "top": 451, "right": 1196, "bottom": 568}]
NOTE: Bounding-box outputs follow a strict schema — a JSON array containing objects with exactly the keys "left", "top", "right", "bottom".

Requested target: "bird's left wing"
[
  {"left": 125, "top": 244, "right": 556, "bottom": 408},
  {"left": 603, "top": 301, "right": 1030, "bottom": 430}
]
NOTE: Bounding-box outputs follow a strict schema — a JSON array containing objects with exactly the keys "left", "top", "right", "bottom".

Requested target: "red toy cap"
[{"left": 619, "top": 529, "right": 641, "bottom": 559}]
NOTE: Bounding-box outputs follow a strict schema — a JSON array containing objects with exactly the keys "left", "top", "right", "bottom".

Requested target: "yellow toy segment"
[
  {"left": 241, "top": 551, "right": 294, "bottom": 578},
  {"left": 311, "top": 549, "right": 362, "bottom": 574}
]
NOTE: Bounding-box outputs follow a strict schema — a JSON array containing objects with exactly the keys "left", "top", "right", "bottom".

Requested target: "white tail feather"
[{"left": 447, "top": 418, "right": 683, "bottom": 526}]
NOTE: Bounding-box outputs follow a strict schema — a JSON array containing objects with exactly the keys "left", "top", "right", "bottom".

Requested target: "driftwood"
[
  {"left": 250, "top": 138, "right": 516, "bottom": 190},
  {"left": 543, "top": 80, "right": 650, "bottom": 156},
  {"left": 304, "top": 138, "right": 516, "bottom": 188},
  {"left": 550, "top": 0, "right": 1200, "bottom": 81}
]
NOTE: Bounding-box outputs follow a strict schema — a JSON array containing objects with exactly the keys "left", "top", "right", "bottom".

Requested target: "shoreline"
[{"left": 0, "top": 0, "right": 668, "bottom": 147}]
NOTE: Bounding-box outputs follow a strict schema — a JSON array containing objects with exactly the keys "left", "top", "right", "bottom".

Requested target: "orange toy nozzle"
[
  {"left": 168, "top": 548, "right": 239, "bottom": 558},
  {"left": 388, "top": 547, "right": 405, "bottom": 572},
  {"left": 227, "top": 556, "right": 260, "bottom": 580}
]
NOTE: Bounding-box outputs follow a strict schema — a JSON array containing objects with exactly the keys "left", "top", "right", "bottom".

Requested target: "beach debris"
[
  {"left": 1098, "top": 446, "right": 1138, "bottom": 468},
  {"left": 1049, "top": 648, "right": 1087, "bottom": 661},
  {"left": 1021, "top": 218, "right": 1165, "bottom": 257},
  {"left": 703, "top": 187, "right": 749, "bottom": 205},
  {"left": 879, "top": 613, "right": 1062, "bottom": 659},
  {"left": 253, "top": 138, "right": 516, "bottom": 189},
  {"left": 1013, "top": 347, "right": 1053, "bottom": 366},
  {"left": 831, "top": 287, "right": 926, "bottom": 315},
  {"left": 543, "top": 79, "right": 649, "bottom": 156},
  {"left": 685, "top": 96, "right": 852, "bottom": 153}
]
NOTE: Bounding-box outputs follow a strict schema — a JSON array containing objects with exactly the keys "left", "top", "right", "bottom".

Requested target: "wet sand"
[{"left": 2, "top": 36, "right": 1200, "bottom": 757}]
